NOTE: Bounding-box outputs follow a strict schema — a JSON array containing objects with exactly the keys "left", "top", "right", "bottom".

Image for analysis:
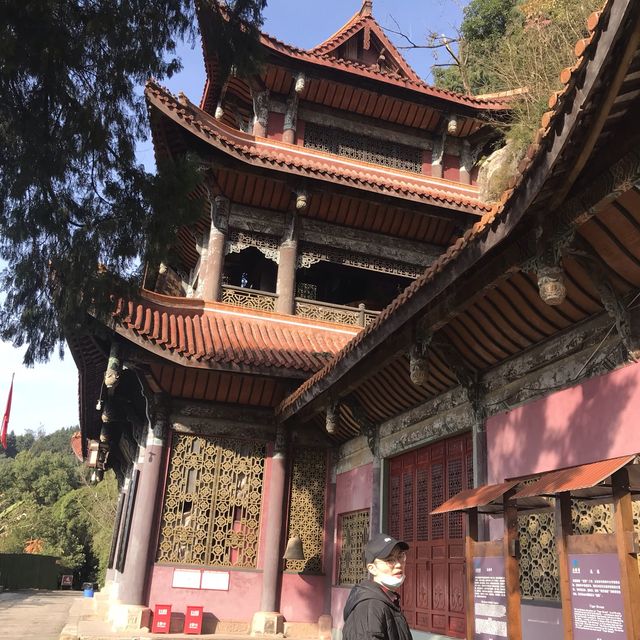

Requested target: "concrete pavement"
[{"left": 0, "top": 589, "right": 78, "bottom": 640}]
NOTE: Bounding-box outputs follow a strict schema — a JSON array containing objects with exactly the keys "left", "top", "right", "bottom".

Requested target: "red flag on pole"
[{"left": 1, "top": 374, "right": 14, "bottom": 450}]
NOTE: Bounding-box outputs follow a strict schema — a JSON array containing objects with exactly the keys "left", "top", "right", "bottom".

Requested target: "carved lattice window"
[
  {"left": 303, "top": 122, "right": 423, "bottom": 174},
  {"left": 285, "top": 447, "right": 327, "bottom": 574},
  {"left": 518, "top": 499, "right": 640, "bottom": 599},
  {"left": 430, "top": 462, "right": 445, "bottom": 540},
  {"left": 156, "top": 433, "right": 265, "bottom": 568},
  {"left": 338, "top": 509, "right": 370, "bottom": 586}
]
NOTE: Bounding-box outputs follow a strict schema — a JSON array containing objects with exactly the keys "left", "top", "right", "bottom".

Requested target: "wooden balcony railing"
[
  {"left": 294, "top": 298, "right": 379, "bottom": 327},
  {"left": 221, "top": 285, "right": 277, "bottom": 312},
  {"left": 221, "top": 286, "right": 380, "bottom": 327}
]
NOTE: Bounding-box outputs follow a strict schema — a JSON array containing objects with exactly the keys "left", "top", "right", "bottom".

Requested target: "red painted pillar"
[
  {"left": 276, "top": 210, "right": 299, "bottom": 316},
  {"left": 276, "top": 241, "right": 297, "bottom": 315},
  {"left": 117, "top": 399, "right": 169, "bottom": 606},
  {"left": 252, "top": 427, "right": 287, "bottom": 634},
  {"left": 260, "top": 433, "right": 287, "bottom": 611},
  {"left": 202, "top": 195, "right": 229, "bottom": 303}
]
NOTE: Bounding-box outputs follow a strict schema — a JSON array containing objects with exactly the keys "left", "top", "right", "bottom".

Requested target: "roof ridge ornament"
[{"left": 360, "top": 0, "right": 373, "bottom": 17}]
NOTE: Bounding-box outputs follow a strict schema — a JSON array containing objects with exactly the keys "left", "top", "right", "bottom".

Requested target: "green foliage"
[
  {"left": 0, "top": 0, "right": 267, "bottom": 364},
  {"left": 433, "top": 0, "right": 600, "bottom": 150},
  {"left": 0, "top": 428, "right": 118, "bottom": 582},
  {"left": 198, "top": 0, "right": 268, "bottom": 92},
  {"left": 433, "top": 0, "right": 518, "bottom": 94}
]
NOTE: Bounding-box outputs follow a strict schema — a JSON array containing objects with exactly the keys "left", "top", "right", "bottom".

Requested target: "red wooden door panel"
[{"left": 388, "top": 433, "right": 473, "bottom": 639}]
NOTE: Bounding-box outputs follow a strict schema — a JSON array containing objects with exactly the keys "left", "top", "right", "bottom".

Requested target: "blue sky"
[{"left": 1, "top": 0, "right": 464, "bottom": 435}]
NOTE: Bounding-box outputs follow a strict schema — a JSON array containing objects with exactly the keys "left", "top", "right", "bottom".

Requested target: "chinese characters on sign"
[
  {"left": 473, "top": 556, "right": 508, "bottom": 640},
  {"left": 568, "top": 553, "right": 625, "bottom": 640}
]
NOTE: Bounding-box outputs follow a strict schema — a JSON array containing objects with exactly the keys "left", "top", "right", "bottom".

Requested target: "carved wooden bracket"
[
  {"left": 326, "top": 403, "right": 338, "bottom": 434},
  {"left": 409, "top": 324, "right": 431, "bottom": 386},
  {"left": 251, "top": 88, "right": 270, "bottom": 134},
  {"left": 433, "top": 334, "right": 486, "bottom": 425},
  {"left": 570, "top": 238, "right": 640, "bottom": 360},
  {"left": 343, "top": 395, "right": 378, "bottom": 455}
]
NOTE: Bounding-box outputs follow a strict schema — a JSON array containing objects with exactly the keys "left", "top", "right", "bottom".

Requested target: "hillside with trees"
[
  {"left": 0, "top": 428, "right": 118, "bottom": 585},
  {"left": 432, "top": 0, "right": 601, "bottom": 145}
]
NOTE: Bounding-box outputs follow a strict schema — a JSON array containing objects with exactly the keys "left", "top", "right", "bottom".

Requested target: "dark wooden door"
[{"left": 388, "top": 433, "right": 473, "bottom": 638}]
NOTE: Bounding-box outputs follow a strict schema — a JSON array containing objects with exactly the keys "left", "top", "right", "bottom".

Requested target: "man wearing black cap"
[{"left": 342, "top": 533, "right": 412, "bottom": 640}]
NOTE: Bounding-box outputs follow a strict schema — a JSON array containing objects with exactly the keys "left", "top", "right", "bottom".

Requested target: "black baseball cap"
[{"left": 364, "top": 533, "right": 409, "bottom": 564}]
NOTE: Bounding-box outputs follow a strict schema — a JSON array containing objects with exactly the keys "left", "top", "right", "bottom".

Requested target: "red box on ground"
[
  {"left": 184, "top": 605, "right": 204, "bottom": 634},
  {"left": 151, "top": 603, "right": 172, "bottom": 634}
]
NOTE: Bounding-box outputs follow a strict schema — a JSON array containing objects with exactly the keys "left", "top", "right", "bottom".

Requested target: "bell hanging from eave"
[{"left": 283, "top": 533, "right": 305, "bottom": 560}]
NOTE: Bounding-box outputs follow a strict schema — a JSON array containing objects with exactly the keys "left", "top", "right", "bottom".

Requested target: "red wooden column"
[
  {"left": 283, "top": 73, "right": 305, "bottom": 144},
  {"left": 201, "top": 195, "right": 229, "bottom": 303},
  {"left": 118, "top": 398, "right": 169, "bottom": 607},
  {"left": 276, "top": 210, "right": 298, "bottom": 315},
  {"left": 252, "top": 89, "right": 269, "bottom": 138},
  {"left": 465, "top": 508, "right": 479, "bottom": 640},
  {"left": 503, "top": 488, "right": 522, "bottom": 640},
  {"left": 612, "top": 467, "right": 640, "bottom": 639},
  {"left": 251, "top": 426, "right": 288, "bottom": 634},
  {"left": 554, "top": 491, "right": 573, "bottom": 640}
]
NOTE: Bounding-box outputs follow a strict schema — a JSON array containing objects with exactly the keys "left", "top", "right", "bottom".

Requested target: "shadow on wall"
[{"left": 488, "top": 365, "right": 639, "bottom": 483}]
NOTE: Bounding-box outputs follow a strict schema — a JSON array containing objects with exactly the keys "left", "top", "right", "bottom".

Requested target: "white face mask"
[{"left": 378, "top": 574, "right": 405, "bottom": 588}]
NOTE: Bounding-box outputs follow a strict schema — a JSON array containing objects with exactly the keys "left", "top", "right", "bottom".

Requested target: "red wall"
[
  {"left": 281, "top": 574, "right": 327, "bottom": 621},
  {"left": 487, "top": 362, "right": 640, "bottom": 483},
  {"left": 147, "top": 565, "right": 262, "bottom": 622},
  {"left": 267, "top": 112, "right": 284, "bottom": 141},
  {"left": 331, "top": 463, "right": 374, "bottom": 629},
  {"left": 442, "top": 154, "right": 460, "bottom": 182}
]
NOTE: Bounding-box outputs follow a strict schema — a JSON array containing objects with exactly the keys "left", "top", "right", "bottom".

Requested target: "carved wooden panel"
[
  {"left": 156, "top": 433, "right": 265, "bottom": 568},
  {"left": 388, "top": 433, "right": 472, "bottom": 638},
  {"left": 285, "top": 447, "right": 327, "bottom": 574},
  {"left": 518, "top": 498, "right": 640, "bottom": 600},
  {"left": 221, "top": 285, "right": 277, "bottom": 311},
  {"left": 303, "top": 122, "right": 423, "bottom": 174},
  {"left": 337, "top": 509, "right": 370, "bottom": 586}
]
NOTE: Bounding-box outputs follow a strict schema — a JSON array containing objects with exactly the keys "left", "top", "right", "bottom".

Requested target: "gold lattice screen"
[
  {"left": 285, "top": 447, "right": 327, "bottom": 574},
  {"left": 518, "top": 499, "right": 640, "bottom": 599},
  {"left": 156, "top": 433, "right": 265, "bottom": 568},
  {"left": 338, "top": 509, "right": 370, "bottom": 586}
]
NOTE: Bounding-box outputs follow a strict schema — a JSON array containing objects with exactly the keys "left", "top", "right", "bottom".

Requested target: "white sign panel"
[
  {"left": 172, "top": 569, "right": 202, "bottom": 589},
  {"left": 201, "top": 570, "right": 230, "bottom": 591}
]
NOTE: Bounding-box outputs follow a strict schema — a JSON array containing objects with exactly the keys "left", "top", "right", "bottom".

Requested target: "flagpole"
[{"left": 1, "top": 373, "right": 14, "bottom": 451}]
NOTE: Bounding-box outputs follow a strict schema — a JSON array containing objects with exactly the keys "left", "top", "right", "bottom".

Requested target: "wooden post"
[
  {"left": 276, "top": 210, "right": 298, "bottom": 315},
  {"left": 202, "top": 195, "right": 229, "bottom": 303},
  {"left": 252, "top": 89, "right": 269, "bottom": 138},
  {"left": 554, "top": 491, "right": 573, "bottom": 640},
  {"left": 465, "top": 508, "right": 479, "bottom": 640},
  {"left": 503, "top": 489, "right": 522, "bottom": 640},
  {"left": 283, "top": 92, "right": 299, "bottom": 145},
  {"left": 612, "top": 467, "right": 640, "bottom": 640}
]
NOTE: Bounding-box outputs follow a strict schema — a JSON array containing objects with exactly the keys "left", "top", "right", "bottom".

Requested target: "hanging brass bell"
[{"left": 283, "top": 533, "right": 305, "bottom": 560}]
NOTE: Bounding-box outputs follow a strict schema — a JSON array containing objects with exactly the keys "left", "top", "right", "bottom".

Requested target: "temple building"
[{"left": 69, "top": 0, "right": 640, "bottom": 639}]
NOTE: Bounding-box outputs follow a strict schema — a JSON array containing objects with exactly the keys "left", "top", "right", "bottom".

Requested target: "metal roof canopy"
[
  {"left": 431, "top": 480, "right": 551, "bottom": 516},
  {"left": 513, "top": 454, "right": 639, "bottom": 502}
]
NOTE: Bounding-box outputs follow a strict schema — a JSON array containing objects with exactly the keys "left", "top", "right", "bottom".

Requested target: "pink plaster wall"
[
  {"left": 147, "top": 565, "right": 262, "bottom": 621},
  {"left": 267, "top": 112, "right": 284, "bottom": 141},
  {"left": 487, "top": 362, "right": 640, "bottom": 484},
  {"left": 335, "top": 463, "right": 373, "bottom": 514},
  {"left": 331, "top": 587, "right": 351, "bottom": 630},
  {"left": 421, "top": 150, "right": 432, "bottom": 176},
  {"left": 442, "top": 154, "right": 460, "bottom": 182},
  {"left": 280, "top": 574, "right": 326, "bottom": 621},
  {"left": 330, "top": 463, "right": 374, "bottom": 628}
]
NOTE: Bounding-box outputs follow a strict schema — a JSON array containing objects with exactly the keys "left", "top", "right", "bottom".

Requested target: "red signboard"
[
  {"left": 184, "top": 605, "right": 204, "bottom": 634},
  {"left": 60, "top": 574, "right": 73, "bottom": 588},
  {"left": 152, "top": 603, "right": 172, "bottom": 634}
]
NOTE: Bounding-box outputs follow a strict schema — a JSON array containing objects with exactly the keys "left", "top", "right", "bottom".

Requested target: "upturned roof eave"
[{"left": 145, "top": 82, "right": 492, "bottom": 217}]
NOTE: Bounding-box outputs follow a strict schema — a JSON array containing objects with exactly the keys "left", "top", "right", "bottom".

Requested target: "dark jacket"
[{"left": 342, "top": 580, "right": 412, "bottom": 640}]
